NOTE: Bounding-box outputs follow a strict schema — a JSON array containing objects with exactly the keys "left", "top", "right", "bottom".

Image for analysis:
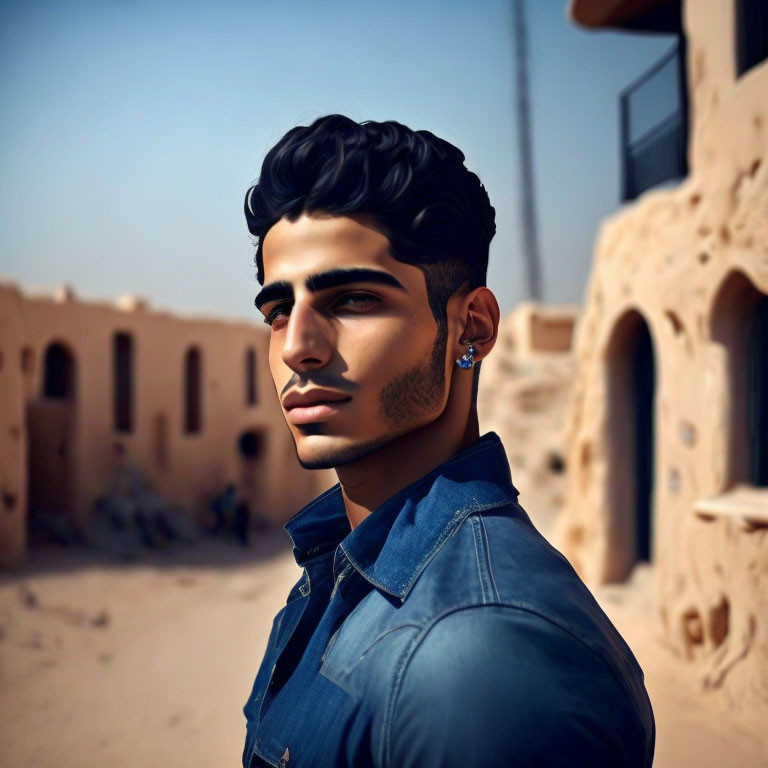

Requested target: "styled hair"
[{"left": 244, "top": 113, "right": 496, "bottom": 401}]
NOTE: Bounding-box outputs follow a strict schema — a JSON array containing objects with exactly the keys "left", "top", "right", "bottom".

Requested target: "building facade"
[
  {"left": 559, "top": 0, "right": 768, "bottom": 712},
  {"left": 0, "top": 281, "right": 334, "bottom": 567}
]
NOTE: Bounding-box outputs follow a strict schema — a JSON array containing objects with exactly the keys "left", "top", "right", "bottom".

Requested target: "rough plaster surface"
[
  {"left": 552, "top": 0, "right": 768, "bottom": 725},
  {"left": 478, "top": 303, "right": 578, "bottom": 541}
]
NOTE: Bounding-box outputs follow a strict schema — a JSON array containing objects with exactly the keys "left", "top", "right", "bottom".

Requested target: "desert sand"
[{"left": 1, "top": 533, "right": 767, "bottom": 768}]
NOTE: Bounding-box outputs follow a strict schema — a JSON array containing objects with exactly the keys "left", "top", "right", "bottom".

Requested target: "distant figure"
[
  {"left": 109, "top": 442, "right": 145, "bottom": 501},
  {"left": 210, "top": 482, "right": 238, "bottom": 536},
  {"left": 233, "top": 497, "right": 251, "bottom": 547},
  {"left": 107, "top": 442, "right": 173, "bottom": 548}
]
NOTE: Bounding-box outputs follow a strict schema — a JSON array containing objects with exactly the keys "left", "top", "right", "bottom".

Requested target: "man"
[{"left": 241, "top": 114, "right": 655, "bottom": 768}]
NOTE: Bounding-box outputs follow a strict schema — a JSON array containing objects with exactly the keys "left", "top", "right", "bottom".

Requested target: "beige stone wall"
[
  {"left": 554, "top": 0, "right": 768, "bottom": 716},
  {"left": 478, "top": 302, "right": 578, "bottom": 541},
  {"left": 0, "top": 281, "right": 335, "bottom": 567}
]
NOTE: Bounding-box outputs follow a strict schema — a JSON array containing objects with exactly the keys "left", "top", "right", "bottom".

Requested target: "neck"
[{"left": 337, "top": 400, "right": 480, "bottom": 530}]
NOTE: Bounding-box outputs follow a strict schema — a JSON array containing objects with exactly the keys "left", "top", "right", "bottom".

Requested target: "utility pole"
[{"left": 512, "top": 0, "right": 543, "bottom": 301}]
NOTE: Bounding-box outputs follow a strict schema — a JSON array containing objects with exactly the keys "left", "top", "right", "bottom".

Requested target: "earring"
[{"left": 456, "top": 339, "right": 477, "bottom": 369}]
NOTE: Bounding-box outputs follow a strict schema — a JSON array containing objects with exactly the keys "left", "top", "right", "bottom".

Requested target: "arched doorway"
[
  {"left": 604, "top": 310, "right": 656, "bottom": 581},
  {"left": 27, "top": 341, "right": 78, "bottom": 539}
]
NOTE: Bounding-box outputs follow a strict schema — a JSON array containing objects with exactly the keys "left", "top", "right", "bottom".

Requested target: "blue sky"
[{"left": 0, "top": 0, "right": 675, "bottom": 320}]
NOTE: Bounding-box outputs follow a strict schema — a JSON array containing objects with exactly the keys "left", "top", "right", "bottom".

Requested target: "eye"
[
  {"left": 263, "top": 302, "right": 292, "bottom": 327},
  {"left": 331, "top": 292, "right": 380, "bottom": 312}
]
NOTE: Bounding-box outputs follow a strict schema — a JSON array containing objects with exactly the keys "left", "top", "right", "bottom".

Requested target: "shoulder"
[
  {"left": 385, "top": 604, "right": 654, "bottom": 768},
  {"left": 410, "top": 506, "right": 643, "bottom": 672}
]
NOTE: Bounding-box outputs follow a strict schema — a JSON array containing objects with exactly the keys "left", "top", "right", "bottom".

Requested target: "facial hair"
[{"left": 295, "top": 323, "right": 448, "bottom": 470}]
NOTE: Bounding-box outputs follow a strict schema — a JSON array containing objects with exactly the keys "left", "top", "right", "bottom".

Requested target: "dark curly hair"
[{"left": 244, "top": 113, "right": 496, "bottom": 400}]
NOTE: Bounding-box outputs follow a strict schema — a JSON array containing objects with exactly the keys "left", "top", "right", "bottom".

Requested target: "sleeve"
[{"left": 386, "top": 605, "right": 654, "bottom": 768}]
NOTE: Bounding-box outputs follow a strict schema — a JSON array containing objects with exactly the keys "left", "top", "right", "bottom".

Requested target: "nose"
[{"left": 280, "top": 298, "right": 334, "bottom": 372}]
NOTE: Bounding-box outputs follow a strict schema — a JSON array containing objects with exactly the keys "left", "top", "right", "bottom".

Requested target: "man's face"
[{"left": 257, "top": 212, "right": 450, "bottom": 469}]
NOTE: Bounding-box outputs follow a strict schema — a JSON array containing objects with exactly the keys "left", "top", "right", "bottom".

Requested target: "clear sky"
[{"left": 0, "top": 0, "right": 675, "bottom": 321}]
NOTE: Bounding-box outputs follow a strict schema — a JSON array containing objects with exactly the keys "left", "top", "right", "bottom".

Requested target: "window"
[
  {"left": 245, "top": 347, "right": 258, "bottom": 406},
  {"left": 747, "top": 296, "right": 768, "bottom": 484},
  {"left": 710, "top": 270, "right": 768, "bottom": 487},
  {"left": 184, "top": 346, "right": 202, "bottom": 434},
  {"left": 736, "top": 0, "right": 768, "bottom": 76},
  {"left": 619, "top": 40, "right": 688, "bottom": 200},
  {"left": 113, "top": 332, "right": 134, "bottom": 433},
  {"left": 43, "top": 342, "right": 75, "bottom": 399}
]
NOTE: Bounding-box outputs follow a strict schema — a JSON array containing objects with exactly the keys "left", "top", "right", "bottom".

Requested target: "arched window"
[
  {"left": 245, "top": 347, "right": 258, "bottom": 406},
  {"left": 747, "top": 296, "right": 768, "bottom": 485},
  {"left": 711, "top": 270, "right": 768, "bottom": 487},
  {"left": 184, "top": 346, "right": 202, "bottom": 434},
  {"left": 113, "top": 332, "right": 134, "bottom": 433},
  {"left": 43, "top": 342, "right": 75, "bottom": 399}
]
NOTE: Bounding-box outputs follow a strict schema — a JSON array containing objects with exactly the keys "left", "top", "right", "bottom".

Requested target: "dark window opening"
[
  {"left": 113, "top": 332, "right": 134, "bottom": 433},
  {"left": 747, "top": 296, "right": 768, "bottom": 485},
  {"left": 43, "top": 342, "right": 75, "bottom": 399},
  {"left": 184, "top": 346, "right": 202, "bottom": 434},
  {"left": 737, "top": 0, "right": 768, "bottom": 76},
  {"left": 711, "top": 271, "right": 768, "bottom": 488},
  {"left": 238, "top": 429, "right": 264, "bottom": 460},
  {"left": 246, "top": 347, "right": 258, "bottom": 406}
]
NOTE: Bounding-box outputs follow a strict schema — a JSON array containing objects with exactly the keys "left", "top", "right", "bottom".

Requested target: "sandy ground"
[{"left": 1, "top": 534, "right": 767, "bottom": 768}]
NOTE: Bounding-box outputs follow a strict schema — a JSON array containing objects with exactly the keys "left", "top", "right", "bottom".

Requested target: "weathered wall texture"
[
  {"left": 478, "top": 302, "right": 579, "bottom": 541},
  {"left": 0, "top": 281, "right": 335, "bottom": 567},
  {"left": 553, "top": 0, "right": 768, "bottom": 718}
]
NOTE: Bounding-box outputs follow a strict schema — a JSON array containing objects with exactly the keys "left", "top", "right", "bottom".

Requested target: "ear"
[{"left": 454, "top": 287, "right": 500, "bottom": 363}]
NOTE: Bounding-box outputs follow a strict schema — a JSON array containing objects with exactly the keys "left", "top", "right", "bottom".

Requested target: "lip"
[
  {"left": 282, "top": 389, "right": 352, "bottom": 425},
  {"left": 282, "top": 388, "right": 352, "bottom": 411},
  {"left": 286, "top": 399, "right": 351, "bottom": 425}
]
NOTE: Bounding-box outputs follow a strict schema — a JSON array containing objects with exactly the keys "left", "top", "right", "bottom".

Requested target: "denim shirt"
[{"left": 242, "top": 432, "right": 655, "bottom": 768}]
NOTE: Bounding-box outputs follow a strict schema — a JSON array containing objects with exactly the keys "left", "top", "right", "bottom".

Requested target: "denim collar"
[{"left": 283, "top": 431, "right": 519, "bottom": 600}]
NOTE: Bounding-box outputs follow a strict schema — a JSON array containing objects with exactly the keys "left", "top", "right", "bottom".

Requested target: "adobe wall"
[
  {"left": 553, "top": 0, "right": 768, "bottom": 717},
  {"left": 0, "top": 284, "right": 29, "bottom": 566},
  {"left": 0, "top": 281, "right": 335, "bottom": 567},
  {"left": 478, "top": 302, "right": 579, "bottom": 541}
]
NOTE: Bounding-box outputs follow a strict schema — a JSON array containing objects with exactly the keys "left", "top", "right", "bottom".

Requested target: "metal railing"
[{"left": 620, "top": 40, "right": 688, "bottom": 201}]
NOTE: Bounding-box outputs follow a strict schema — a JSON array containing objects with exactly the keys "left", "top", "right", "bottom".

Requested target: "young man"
[{"left": 241, "top": 114, "right": 655, "bottom": 768}]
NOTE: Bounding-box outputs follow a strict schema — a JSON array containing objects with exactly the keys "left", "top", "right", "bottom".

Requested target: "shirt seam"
[
  {"left": 341, "top": 498, "right": 513, "bottom": 599},
  {"left": 470, "top": 517, "right": 490, "bottom": 603},
  {"left": 381, "top": 602, "right": 640, "bottom": 768},
  {"left": 478, "top": 515, "right": 501, "bottom": 601}
]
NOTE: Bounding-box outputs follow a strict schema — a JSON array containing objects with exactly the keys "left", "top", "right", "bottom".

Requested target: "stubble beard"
[{"left": 294, "top": 323, "right": 448, "bottom": 470}]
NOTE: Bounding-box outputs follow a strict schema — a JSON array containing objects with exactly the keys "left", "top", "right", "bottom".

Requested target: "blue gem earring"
[{"left": 456, "top": 339, "right": 476, "bottom": 369}]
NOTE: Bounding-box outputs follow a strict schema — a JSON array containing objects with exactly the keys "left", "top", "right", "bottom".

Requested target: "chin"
[{"left": 292, "top": 430, "right": 397, "bottom": 470}]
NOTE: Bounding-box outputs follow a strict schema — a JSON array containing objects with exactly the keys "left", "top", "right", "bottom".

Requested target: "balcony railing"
[{"left": 620, "top": 40, "right": 688, "bottom": 201}]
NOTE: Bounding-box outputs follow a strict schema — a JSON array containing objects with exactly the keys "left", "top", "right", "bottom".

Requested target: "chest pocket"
[{"left": 319, "top": 591, "right": 419, "bottom": 700}]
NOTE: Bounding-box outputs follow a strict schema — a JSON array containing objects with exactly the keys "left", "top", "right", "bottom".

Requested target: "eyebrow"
[{"left": 254, "top": 268, "right": 406, "bottom": 312}]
